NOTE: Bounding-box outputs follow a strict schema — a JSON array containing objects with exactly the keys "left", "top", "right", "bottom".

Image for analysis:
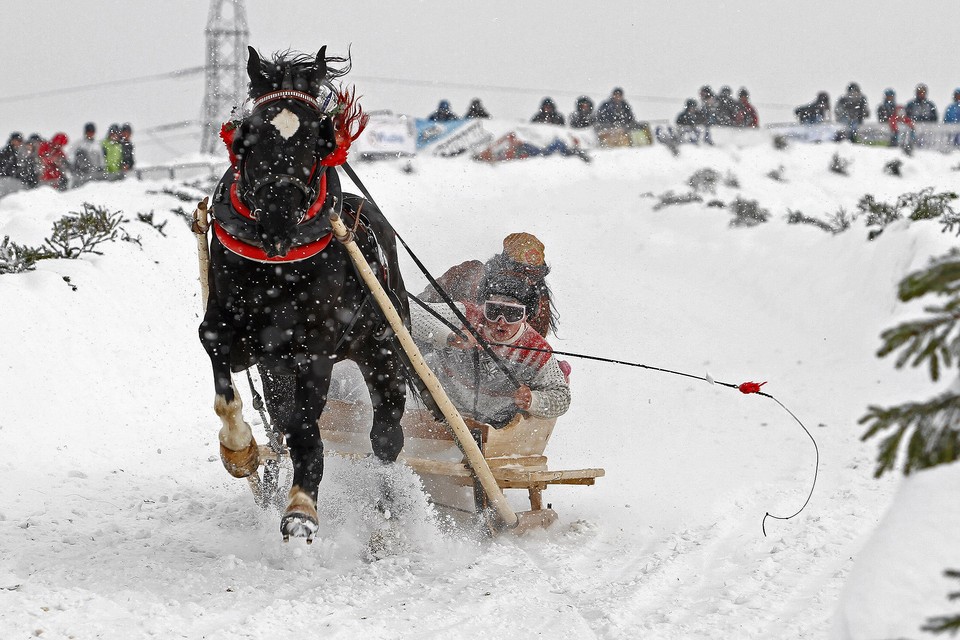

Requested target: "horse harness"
[{"left": 211, "top": 88, "right": 341, "bottom": 264}]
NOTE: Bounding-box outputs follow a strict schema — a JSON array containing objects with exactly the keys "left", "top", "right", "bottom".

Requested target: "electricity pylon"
[{"left": 200, "top": 0, "right": 250, "bottom": 155}]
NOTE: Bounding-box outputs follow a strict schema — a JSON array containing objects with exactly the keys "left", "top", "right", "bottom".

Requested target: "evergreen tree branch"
[
  {"left": 860, "top": 393, "right": 960, "bottom": 478},
  {"left": 922, "top": 569, "right": 960, "bottom": 636}
]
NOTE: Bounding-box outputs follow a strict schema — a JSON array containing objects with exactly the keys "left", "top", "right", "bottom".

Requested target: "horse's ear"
[
  {"left": 310, "top": 46, "right": 328, "bottom": 96},
  {"left": 247, "top": 46, "right": 270, "bottom": 95}
]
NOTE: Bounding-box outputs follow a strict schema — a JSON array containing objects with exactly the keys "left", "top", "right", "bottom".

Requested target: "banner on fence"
[{"left": 354, "top": 114, "right": 417, "bottom": 157}]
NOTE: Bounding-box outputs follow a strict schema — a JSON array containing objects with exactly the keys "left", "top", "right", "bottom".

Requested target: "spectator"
[
  {"left": 716, "top": 86, "right": 738, "bottom": 126},
  {"left": 676, "top": 99, "right": 705, "bottom": 126},
  {"left": 795, "top": 92, "right": 831, "bottom": 124},
  {"left": 0, "top": 132, "right": 25, "bottom": 196},
  {"left": 698, "top": 85, "right": 721, "bottom": 126},
  {"left": 905, "top": 84, "right": 938, "bottom": 122},
  {"left": 531, "top": 98, "right": 565, "bottom": 126},
  {"left": 569, "top": 96, "right": 596, "bottom": 129},
  {"left": 464, "top": 98, "right": 490, "bottom": 119},
  {"left": 596, "top": 87, "right": 637, "bottom": 129},
  {"left": 943, "top": 89, "right": 960, "bottom": 124},
  {"left": 0, "top": 132, "right": 23, "bottom": 178},
  {"left": 120, "top": 123, "right": 135, "bottom": 174},
  {"left": 877, "top": 89, "right": 898, "bottom": 124},
  {"left": 427, "top": 100, "right": 459, "bottom": 122},
  {"left": 735, "top": 88, "right": 759, "bottom": 128},
  {"left": 102, "top": 124, "right": 124, "bottom": 180},
  {"left": 834, "top": 82, "right": 869, "bottom": 141},
  {"left": 890, "top": 105, "right": 915, "bottom": 154},
  {"left": 38, "top": 133, "right": 70, "bottom": 190},
  {"left": 73, "top": 122, "right": 105, "bottom": 185},
  {"left": 18, "top": 134, "right": 42, "bottom": 189}
]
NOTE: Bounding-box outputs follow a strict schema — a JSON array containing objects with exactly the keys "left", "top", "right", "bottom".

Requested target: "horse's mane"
[{"left": 249, "top": 48, "right": 352, "bottom": 93}]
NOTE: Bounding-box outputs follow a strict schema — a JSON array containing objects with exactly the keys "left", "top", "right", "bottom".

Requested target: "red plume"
[
  {"left": 220, "top": 121, "right": 238, "bottom": 168},
  {"left": 321, "top": 86, "right": 369, "bottom": 167}
]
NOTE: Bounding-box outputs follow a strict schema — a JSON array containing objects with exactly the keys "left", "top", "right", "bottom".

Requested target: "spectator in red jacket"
[
  {"left": 735, "top": 88, "right": 759, "bottom": 128},
  {"left": 38, "top": 132, "right": 69, "bottom": 190}
]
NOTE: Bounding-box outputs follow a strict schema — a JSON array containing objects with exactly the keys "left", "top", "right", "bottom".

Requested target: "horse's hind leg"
[
  {"left": 199, "top": 314, "right": 259, "bottom": 478},
  {"left": 356, "top": 347, "right": 407, "bottom": 464}
]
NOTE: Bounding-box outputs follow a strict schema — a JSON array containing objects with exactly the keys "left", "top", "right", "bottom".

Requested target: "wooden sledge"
[{"left": 307, "top": 398, "right": 604, "bottom": 524}]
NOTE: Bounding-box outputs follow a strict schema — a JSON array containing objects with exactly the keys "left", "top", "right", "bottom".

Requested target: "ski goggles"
[{"left": 483, "top": 300, "right": 527, "bottom": 324}]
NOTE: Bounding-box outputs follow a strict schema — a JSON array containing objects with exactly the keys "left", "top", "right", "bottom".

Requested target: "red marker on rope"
[{"left": 738, "top": 381, "right": 767, "bottom": 394}]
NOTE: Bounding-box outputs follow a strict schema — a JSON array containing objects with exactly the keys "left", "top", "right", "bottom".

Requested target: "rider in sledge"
[
  {"left": 419, "top": 232, "right": 557, "bottom": 337},
  {"left": 411, "top": 269, "right": 570, "bottom": 429}
]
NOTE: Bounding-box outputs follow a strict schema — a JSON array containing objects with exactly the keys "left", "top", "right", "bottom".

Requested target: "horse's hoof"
[
  {"left": 219, "top": 437, "right": 259, "bottom": 478},
  {"left": 281, "top": 487, "right": 319, "bottom": 543}
]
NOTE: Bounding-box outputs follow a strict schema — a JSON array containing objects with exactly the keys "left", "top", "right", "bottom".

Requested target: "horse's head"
[{"left": 233, "top": 47, "right": 344, "bottom": 257}]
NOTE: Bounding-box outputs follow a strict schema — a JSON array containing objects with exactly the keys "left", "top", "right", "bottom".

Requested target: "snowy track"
[{"left": 1, "top": 144, "right": 956, "bottom": 638}]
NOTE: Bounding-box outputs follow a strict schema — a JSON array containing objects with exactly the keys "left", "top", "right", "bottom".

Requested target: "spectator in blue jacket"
[
  {"left": 428, "top": 100, "right": 459, "bottom": 122},
  {"left": 905, "top": 84, "right": 938, "bottom": 122},
  {"left": 943, "top": 89, "right": 960, "bottom": 124}
]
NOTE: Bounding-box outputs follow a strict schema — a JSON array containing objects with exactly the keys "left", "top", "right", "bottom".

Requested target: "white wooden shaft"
[{"left": 329, "top": 213, "right": 519, "bottom": 528}]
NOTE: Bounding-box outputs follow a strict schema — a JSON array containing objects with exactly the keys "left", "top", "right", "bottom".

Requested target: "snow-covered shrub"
[
  {"left": 767, "top": 165, "right": 786, "bottom": 182},
  {"left": 653, "top": 190, "right": 703, "bottom": 211},
  {"left": 884, "top": 158, "right": 903, "bottom": 177},
  {"left": 0, "top": 236, "right": 48, "bottom": 274},
  {"left": 137, "top": 211, "right": 169, "bottom": 237},
  {"left": 903, "top": 188, "right": 958, "bottom": 221},
  {"left": 830, "top": 152, "right": 851, "bottom": 175},
  {"left": 43, "top": 203, "right": 125, "bottom": 259},
  {"left": 728, "top": 197, "right": 769, "bottom": 227},
  {"left": 723, "top": 171, "right": 740, "bottom": 188},
  {"left": 786, "top": 209, "right": 834, "bottom": 233},
  {"left": 859, "top": 189, "right": 958, "bottom": 239},
  {"left": 688, "top": 168, "right": 721, "bottom": 194},
  {"left": 772, "top": 134, "right": 788, "bottom": 150}
]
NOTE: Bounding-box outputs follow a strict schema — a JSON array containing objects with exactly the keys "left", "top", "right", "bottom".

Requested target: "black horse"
[{"left": 199, "top": 46, "right": 410, "bottom": 542}]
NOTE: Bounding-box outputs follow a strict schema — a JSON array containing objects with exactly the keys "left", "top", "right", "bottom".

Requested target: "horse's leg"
[
  {"left": 354, "top": 343, "right": 408, "bottom": 523},
  {"left": 199, "top": 311, "right": 258, "bottom": 478},
  {"left": 355, "top": 344, "right": 407, "bottom": 464},
  {"left": 278, "top": 360, "right": 333, "bottom": 542}
]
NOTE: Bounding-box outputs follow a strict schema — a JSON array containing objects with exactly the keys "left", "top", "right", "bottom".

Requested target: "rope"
[
  {"left": 341, "top": 162, "right": 818, "bottom": 536},
  {"left": 410, "top": 292, "right": 818, "bottom": 535},
  {"left": 341, "top": 162, "right": 522, "bottom": 388}
]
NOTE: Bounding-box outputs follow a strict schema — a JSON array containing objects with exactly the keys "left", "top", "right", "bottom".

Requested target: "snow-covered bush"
[
  {"left": 653, "top": 190, "right": 703, "bottom": 210},
  {"left": 688, "top": 168, "right": 721, "bottom": 194},
  {"left": 786, "top": 209, "right": 834, "bottom": 233},
  {"left": 830, "top": 152, "right": 851, "bottom": 175},
  {"left": 728, "top": 197, "right": 769, "bottom": 227},
  {"left": 43, "top": 203, "right": 125, "bottom": 259}
]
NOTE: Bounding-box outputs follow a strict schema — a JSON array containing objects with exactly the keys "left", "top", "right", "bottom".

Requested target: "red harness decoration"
[
  {"left": 212, "top": 86, "right": 366, "bottom": 263},
  {"left": 213, "top": 222, "right": 332, "bottom": 263}
]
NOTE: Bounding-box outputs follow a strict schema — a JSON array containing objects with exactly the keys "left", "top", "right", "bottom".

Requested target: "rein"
[{"left": 341, "top": 160, "right": 818, "bottom": 537}]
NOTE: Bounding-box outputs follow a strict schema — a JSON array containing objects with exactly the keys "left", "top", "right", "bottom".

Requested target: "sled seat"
[{"left": 314, "top": 400, "right": 604, "bottom": 514}]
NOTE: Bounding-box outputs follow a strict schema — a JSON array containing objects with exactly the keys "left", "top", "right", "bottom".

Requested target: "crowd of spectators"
[
  {"left": 428, "top": 86, "right": 759, "bottom": 135},
  {"left": 0, "top": 122, "right": 135, "bottom": 196},
  {"left": 793, "top": 82, "right": 960, "bottom": 142}
]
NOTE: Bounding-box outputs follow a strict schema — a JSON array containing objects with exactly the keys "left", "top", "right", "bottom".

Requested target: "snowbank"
[{"left": 0, "top": 141, "right": 957, "bottom": 638}]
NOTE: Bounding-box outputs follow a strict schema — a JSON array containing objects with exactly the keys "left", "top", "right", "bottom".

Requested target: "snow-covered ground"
[{"left": 1, "top": 138, "right": 958, "bottom": 639}]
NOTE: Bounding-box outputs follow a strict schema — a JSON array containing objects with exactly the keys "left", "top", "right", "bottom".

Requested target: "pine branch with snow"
[
  {"left": 862, "top": 249, "right": 960, "bottom": 477},
  {"left": 923, "top": 569, "right": 960, "bottom": 636}
]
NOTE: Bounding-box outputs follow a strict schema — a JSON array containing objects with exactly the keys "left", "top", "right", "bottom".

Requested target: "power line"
[
  {"left": 0, "top": 67, "right": 204, "bottom": 105},
  {"left": 350, "top": 73, "right": 798, "bottom": 110}
]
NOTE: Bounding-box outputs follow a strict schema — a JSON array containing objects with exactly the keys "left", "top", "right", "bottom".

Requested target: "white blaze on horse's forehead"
[{"left": 270, "top": 108, "right": 301, "bottom": 140}]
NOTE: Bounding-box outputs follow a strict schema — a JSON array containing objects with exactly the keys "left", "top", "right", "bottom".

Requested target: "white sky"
[{"left": 3, "top": 0, "right": 959, "bottom": 162}]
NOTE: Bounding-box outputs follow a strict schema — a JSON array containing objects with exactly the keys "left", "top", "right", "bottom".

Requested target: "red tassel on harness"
[
  {"left": 321, "top": 86, "right": 369, "bottom": 167},
  {"left": 738, "top": 381, "right": 767, "bottom": 394},
  {"left": 220, "top": 121, "right": 239, "bottom": 168}
]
